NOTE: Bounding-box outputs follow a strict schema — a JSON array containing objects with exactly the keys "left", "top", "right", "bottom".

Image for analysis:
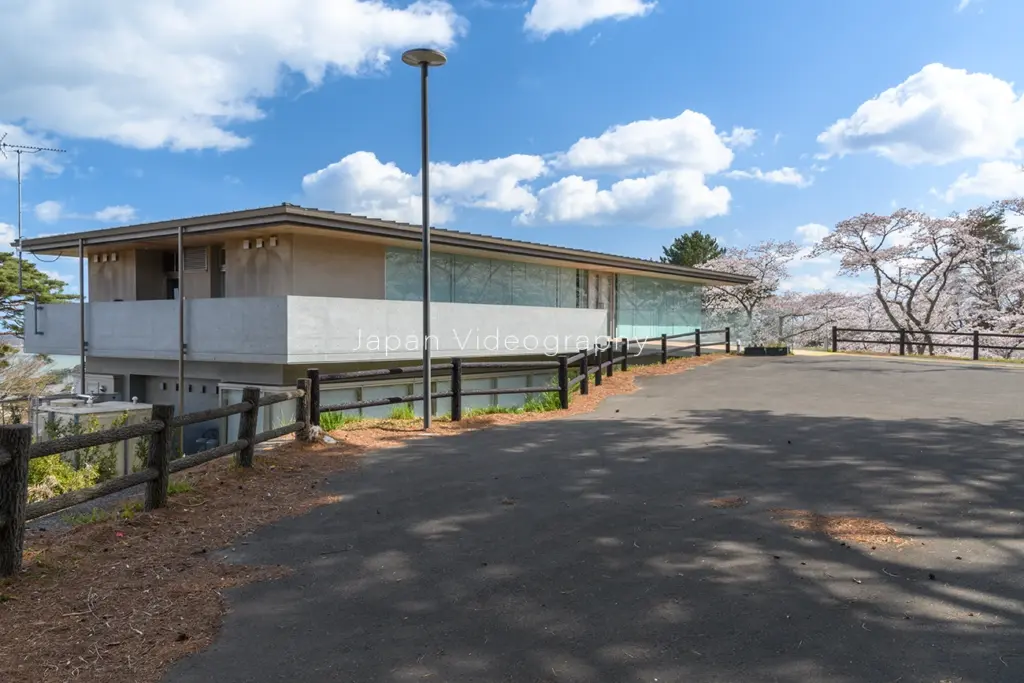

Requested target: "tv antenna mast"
[{"left": 0, "top": 132, "right": 66, "bottom": 290}]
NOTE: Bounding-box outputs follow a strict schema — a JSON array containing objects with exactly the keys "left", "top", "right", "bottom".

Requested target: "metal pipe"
[
  {"left": 177, "top": 226, "right": 185, "bottom": 423},
  {"left": 78, "top": 238, "right": 86, "bottom": 394},
  {"left": 16, "top": 151, "right": 22, "bottom": 290},
  {"left": 420, "top": 61, "right": 432, "bottom": 430}
]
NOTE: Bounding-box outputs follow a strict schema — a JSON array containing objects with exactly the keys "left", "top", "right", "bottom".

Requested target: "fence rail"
[
  {"left": 0, "top": 327, "right": 730, "bottom": 577},
  {"left": 831, "top": 326, "right": 1024, "bottom": 360},
  {"left": 0, "top": 378, "right": 312, "bottom": 577}
]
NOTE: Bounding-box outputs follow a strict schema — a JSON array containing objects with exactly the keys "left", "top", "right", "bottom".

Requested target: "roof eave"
[{"left": 20, "top": 205, "right": 755, "bottom": 286}]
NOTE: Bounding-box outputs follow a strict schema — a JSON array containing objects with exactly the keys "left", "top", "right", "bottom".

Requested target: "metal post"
[
  {"left": 621, "top": 337, "right": 628, "bottom": 371},
  {"left": 177, "top": 226, "right": 185, "bottom": 433},
  {"left": 661, "top": 334, "right": 668, "bottom": 364},
  {"left": 973, "top": 330, "right": 980, "bottom": 361},
  {"left": 899, "top": 329, "right": 906, "bottom": 356},
  {"left": 695, "top": 328, "right": 702, "bottom": 357},
  {"left": 78, "top": 238, "right": 86, "bottom": 394},
  {"left": 725, "top": 327, "right": 731, "bottom": 353},
  {"left": 16, "top": 152, "right": 22, "bottom": 290},
  {"left": 832, "top": 326, "right": 838, "bottom": 353},
  {"left": 420, "top": 62, "right": 432, "bottom": 430}
]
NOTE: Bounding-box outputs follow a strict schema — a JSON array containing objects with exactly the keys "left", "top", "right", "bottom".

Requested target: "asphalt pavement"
[{"left": 165, "top": 355, "right": 1024, "bottom": 683}]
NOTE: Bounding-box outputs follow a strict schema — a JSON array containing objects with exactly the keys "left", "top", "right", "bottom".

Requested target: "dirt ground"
[{"left": 0, "top": 354, "right": 725, "bottom": 683}]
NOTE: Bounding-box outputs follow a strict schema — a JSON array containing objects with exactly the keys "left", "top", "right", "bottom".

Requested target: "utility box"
[{"left": 32, "top": 398, "right": 154, "bottom": 476}]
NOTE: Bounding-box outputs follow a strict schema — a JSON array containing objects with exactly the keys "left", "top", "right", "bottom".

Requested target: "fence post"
[
  {"left": 451, "top": 358, "right": 463, "bottom": 421},
  {"left": 296, "top": 378, "right": 312, "bottom": 441},
  {"left": 695, "top": 329, "right": 702, "bottom": 357},
  {"left": 832, "top": 326, "right": 838, "bottom": 353},
  {"left": 899, "top": 329, "right": 906, "bottom": 356},
  {"left": 725, "top": 327, "right": 731, "bottom": 354},
  {"left": 594, "top": 347, "right": 603, "bottom": 386},
  {"left": 661, "top": 334, "right": 668, "bottom": 364},
  {"left": 558, "top": 355, "right": 569, "bottom": 409},
  {"left": 580, "top": 351, "right": 589, "bottom": 395},
  {"left": 237, "top": 387, "right": 260, "bottom": 467},
  {"left": 306, "top": 368, "right": 321, "bottom": 429},
  {"left": 973, "top": 330, "right": 980, "bottom": 361},
  {"left": 144, "top": 405, "right": 173, "bottom": 511},
  {"left": 607, "top": 342, "right": 614, "bottom": 378},
  {"left": 621, "top": 337, "right": 629, "bottom": 371},
  {"left": 0, "top": 424, "right": 31, "bottom": 577}
]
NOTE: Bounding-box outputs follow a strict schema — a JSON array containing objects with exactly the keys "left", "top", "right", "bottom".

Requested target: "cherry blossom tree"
[
  {"left": 809, "top": 208, "right": 987, "bottom": 353},
  {"left": 703, "top": 240, "right": 800, "bottom": 344}
]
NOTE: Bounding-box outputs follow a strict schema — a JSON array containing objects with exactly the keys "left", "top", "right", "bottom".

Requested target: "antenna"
[{"left": 1, "top": 133, "right": 67, "bottom": 291}]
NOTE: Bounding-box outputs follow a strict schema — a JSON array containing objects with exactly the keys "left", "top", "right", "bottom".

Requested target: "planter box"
[{"left": 743, "top": 346, "right": 789, "bottom": 357}]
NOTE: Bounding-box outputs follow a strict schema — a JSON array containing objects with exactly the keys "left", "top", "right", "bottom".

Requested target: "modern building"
[{"left": 21, "top": 204, "right": 751, "bottom": 451}]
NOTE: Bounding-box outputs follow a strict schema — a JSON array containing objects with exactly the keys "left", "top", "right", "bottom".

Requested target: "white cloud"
[
  {"left": 556, "top": 110, "right": 734, "bottom": 175},
  {"left": 0, "top": 123, "right": 64, "bottom": 180},
  {"left": 940, "top": 160, "right": 1024, "bottom": 202},
  {"left": 724, "top": 167, "right": 811, "bottom": 188},
  {"left": 0, "top": 1, "right": 465, "bottom": 152},
  {"left": 794, "top": 223, "right": 830, "bottom": 245},
  {"left": 720, "top": 126, "right": 758, "bottom": 150},
  {"left": 519, "top": 170, "right": 730, "bottom": 228},
  {"left": 33, "top": 200, "right": 137, "bottom": 224},
  {"left": 524, "top": 0, "right": 655, "bottom": 37},
  {"left": 304, "top": 108, "right": 749, "bottom": 229},
  {"left": 34, "top": 200, "right": 64, "bottom": 223},
  {"left": 301, "top": 151, "right": 546, "bottom": 224},
  {"left": 0, "top": 222, "right": 14, "bottom": 250},
  {"left": 94, "top": 205, "right": 137, "bottom": 223},
  {"left": 955, "top": 0, "right": 973, "bottom": 11},
  {"left": 817, "top": 63, "right": 1024, "bottom": 165}
]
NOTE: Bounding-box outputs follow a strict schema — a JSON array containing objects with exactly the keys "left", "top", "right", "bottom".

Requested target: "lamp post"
[{"left": 402, "top": 48, "right": 447, "bottom": 430}]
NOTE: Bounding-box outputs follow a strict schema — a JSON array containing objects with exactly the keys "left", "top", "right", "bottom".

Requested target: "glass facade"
[
  {"left": 615, "top": 274, "right": 702, "bottom": 339},
  {"left": 385, "top": 248, "right": 587, "bottom": 308}
]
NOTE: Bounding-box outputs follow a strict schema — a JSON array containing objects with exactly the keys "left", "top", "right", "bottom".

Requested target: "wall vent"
[{"left": 183, "top": 246, "right": 208, "bottom": 272}]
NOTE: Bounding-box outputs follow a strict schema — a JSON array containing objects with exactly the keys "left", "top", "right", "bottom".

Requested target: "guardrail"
[
  {"left": 831, "top": 326, "right": 1024, "bottom": 360},
  {"left": 0, "top": 380, "right": 311, "bottom": 577}
]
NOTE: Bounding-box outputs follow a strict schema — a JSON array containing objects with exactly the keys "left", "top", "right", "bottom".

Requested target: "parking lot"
[{"left": 167, "top": 354, "right": 1024, "bottom": 683}]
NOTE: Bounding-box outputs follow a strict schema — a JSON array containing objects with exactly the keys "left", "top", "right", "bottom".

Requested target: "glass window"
[
  {"left": 453, "top": 255, "right": 512, "bottom": 305},
  {"left": 385, "top": 249, "right": 453, "bottom": 302},
  {"left": 385, "top": 247, "right": 586, "bottom": 309},
  {"left": 615, "top": 274, "right": 701, "bottom": 339},
  {"left": 512, "top": 262, "right": 557, "bottom": 307}
]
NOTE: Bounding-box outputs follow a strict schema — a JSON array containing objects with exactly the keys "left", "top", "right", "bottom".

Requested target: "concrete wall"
[
  {"left": 27, "top": 298, "right": 290, "bottom": 363},
  {"left": 89, "top": 251, "right": 137, "bottom": 302},
  {"left": 286, "top": 296, "right": 610, "bottom": 363},
  {"left": 225, "top": 234, "right": 292, "bottom": 297},
  {"left": 27, "top": 296, "right": 610, "bottom": 364},
  {"left": 290, "top": 233, "right": 385, "bottom": 299}
]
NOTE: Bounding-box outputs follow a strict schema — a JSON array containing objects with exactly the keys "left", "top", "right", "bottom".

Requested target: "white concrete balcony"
[{"left": 25, "top": 296, "right": 610, "bottom": 363}]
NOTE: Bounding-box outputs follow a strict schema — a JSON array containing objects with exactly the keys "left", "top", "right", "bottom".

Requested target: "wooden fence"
[
  {"left": 0, "top": 327, "right": 729, "bottom": 577},
  {"left": 0, "top": 379, "right": 311, "bottom": 576},
  {"left": 305, "top": 328, "right": 730, "bottom": 424},
  {"left": 831, "top": 326, "right": 1024, "bottom": 360}
]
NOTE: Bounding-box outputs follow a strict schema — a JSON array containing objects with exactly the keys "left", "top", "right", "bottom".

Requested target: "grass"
[
  {"left": 388, "top": 404, "right": 417, "bottom": 420},
  {"left": 318, "top": 411, "right": 364, "bottom": 431},
  {"left": 62, "top": 500, "right": 143, "bottom": 526},
  {"left": 463, "top": 405, "right": 522, "bottom": 418},
  {"left": 167, "top": 480, "right": 195, "bottom": 495}
]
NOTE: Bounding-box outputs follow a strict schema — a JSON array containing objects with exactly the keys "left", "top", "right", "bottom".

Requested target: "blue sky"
[{"left": 2, "top": 0, "right": 1024, "bottom": 293}]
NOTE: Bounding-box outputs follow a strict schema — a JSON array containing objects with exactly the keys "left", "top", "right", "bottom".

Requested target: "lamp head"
[{"left": 402, "top": 48, "right": 447, "bottom": 67}]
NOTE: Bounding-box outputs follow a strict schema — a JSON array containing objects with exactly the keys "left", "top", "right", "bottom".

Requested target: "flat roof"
[{"left": 20, "top": 204, "right": 754, "bottom": 286}]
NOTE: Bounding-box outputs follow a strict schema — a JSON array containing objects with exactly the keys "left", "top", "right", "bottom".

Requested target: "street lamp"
[{"left": 402, "top": 48, "right": 447, "bottom": 430}]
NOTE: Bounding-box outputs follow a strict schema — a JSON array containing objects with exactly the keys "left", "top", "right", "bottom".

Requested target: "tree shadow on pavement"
[{"left": 165, "top": 408, "right": 1024, "bottom": 683}]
